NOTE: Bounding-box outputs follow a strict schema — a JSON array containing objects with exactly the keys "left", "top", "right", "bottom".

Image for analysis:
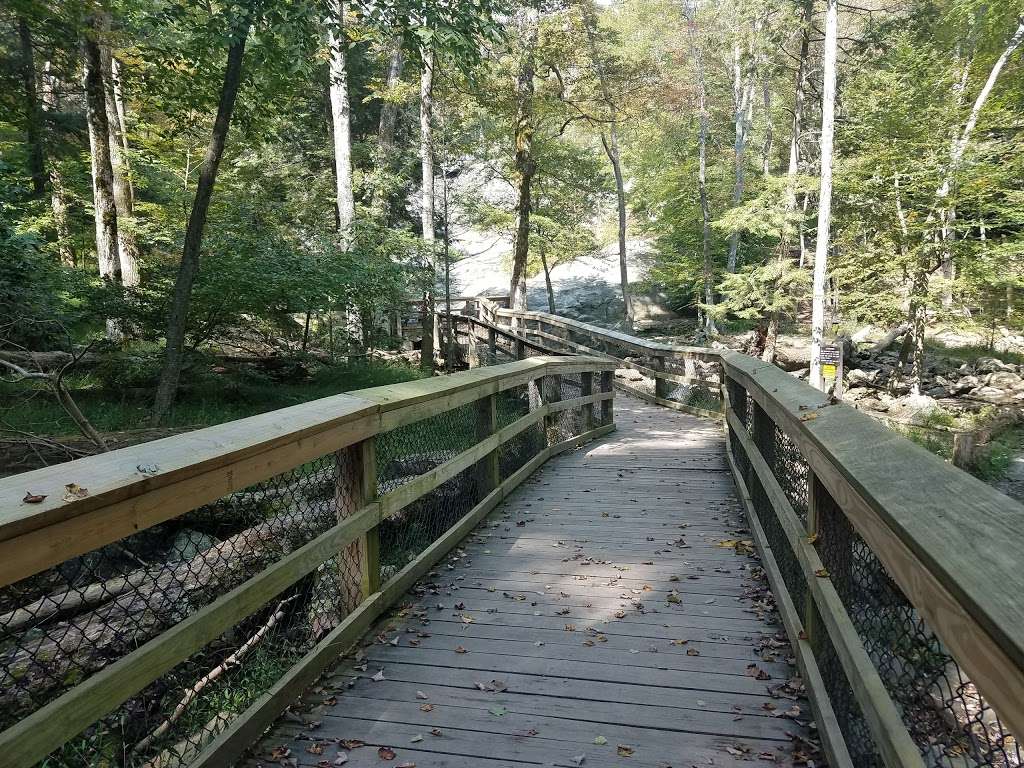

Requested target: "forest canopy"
[{"left": 1, "top": 0, "right": 1023, "bottom": 433}]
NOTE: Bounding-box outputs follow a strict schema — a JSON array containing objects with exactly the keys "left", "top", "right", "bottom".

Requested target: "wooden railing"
[
  {"left": 460, "top": 298, "right": 724, "bottom": 418},
  {"left": 0, "top": 356, "right": 615, "bottom": 768},
  {"left": 468, "top": 299, "right": 1024, "bottom": 768}
]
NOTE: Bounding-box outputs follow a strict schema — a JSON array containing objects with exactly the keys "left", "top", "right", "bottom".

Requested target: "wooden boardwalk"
[{"left": 250, "top": 398, "right": 809, "bottom": 768}]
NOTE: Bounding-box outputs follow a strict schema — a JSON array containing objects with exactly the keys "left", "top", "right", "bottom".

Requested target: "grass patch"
[
  {"left": 0, "top": 359, "right": 426, "bottom": 437},
  {"left": 971, "top": 426, "right": 1024, "bottom": 482}
]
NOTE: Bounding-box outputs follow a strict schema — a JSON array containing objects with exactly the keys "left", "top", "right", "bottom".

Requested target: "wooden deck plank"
[{"left": 249, "top": 397, "right": 810, "bottom": 767}]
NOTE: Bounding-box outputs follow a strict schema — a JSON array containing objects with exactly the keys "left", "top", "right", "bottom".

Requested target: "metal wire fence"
[
  {"left": 2, "top": 450, "right": 363, "bottom": 767},
  {"left": 725, "top": 374, "right": 1023, "bottom": 768}
]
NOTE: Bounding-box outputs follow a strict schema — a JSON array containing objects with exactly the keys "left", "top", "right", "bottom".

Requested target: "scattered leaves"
[
  {"left": 62, "top": 483, "right": 89, "bottom": 502},
  {"left": 377, "top": 746, "right": 396, "bottom": 760}
]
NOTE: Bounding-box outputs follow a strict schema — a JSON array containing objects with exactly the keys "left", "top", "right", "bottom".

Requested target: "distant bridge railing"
[
  {"left": 462, "top": 297, "right": 1024, "bottom": 768},
  {"left": 0, "top": 356, "right": 615, "bottom": 768}
]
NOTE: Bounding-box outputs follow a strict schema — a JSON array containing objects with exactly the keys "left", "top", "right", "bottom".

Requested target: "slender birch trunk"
[
  {"left": 761, "top": 82, "right": 773, "bottom": 175},
  {"left": 727, "top": 40, "right": 754, "bottom": 273},
  {"left": 905, "top": 16, "right": 1024, "bottom": 391},
  {"left": 328, "top": 0, "right": 354, "bottom": 235},
  {"left": 419, "top": 46, "right": 436, "bottom": 372},
  {"left": 685, "top": 1, "right": 716, "bottom": 333},
  {"left": 809, "top": 0, "right": 838, "bottom": 390},
  {"left": 99, "top": 16, "right": 140, "bottom": 287},
  {"left": 379, "top": 40, "right": 403, "bottom": 153},
  {"left": 510, "top": 8, "right": 540, "bottom": 315},
  {"left": 152, "top": 22, "right": 249, "bottom": 424}
]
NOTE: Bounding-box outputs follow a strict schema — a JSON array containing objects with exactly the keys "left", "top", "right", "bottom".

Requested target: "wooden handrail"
[
  {"left": 721, "top": 350, "right": 1024, "bottom": 750},
  {"left": 0, "top": 355, "right": 617, "bottom": 768}
]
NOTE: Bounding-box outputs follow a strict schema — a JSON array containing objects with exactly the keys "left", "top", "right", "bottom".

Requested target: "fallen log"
[{"left": 866, "top": 322, "right": 911, "bottom": 354}]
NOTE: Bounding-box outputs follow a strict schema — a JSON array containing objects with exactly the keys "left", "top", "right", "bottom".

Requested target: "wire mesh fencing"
[
  {"left": 725, "top": 374, "right": 1023, "bottom": 768},
  {"left": 2, "top": 449, "right": 364, "bottom": 767}
]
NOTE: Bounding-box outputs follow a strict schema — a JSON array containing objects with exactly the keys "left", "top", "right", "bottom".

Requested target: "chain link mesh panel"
[
  {"left": 2, "top": 449, "right": 364, "bottom": 767},
  {"left": 817, "top": 489, "right": 1023, "bottom": 768}
]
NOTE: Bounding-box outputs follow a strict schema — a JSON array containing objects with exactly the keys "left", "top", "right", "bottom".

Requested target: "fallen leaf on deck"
[
  {"left": 334, "top": 755, "right": 348, "bottom": 766},
  {"left": 617, "top": 745, "right": 634, "bottom": 757},
  {"left": 410, "top": 734, "right": 423, "bottom": 743},
  {"left": 489, "top": 705, "right": 507, "bottom": 716},
  {"left": 62, "top": 483, "right": 89, "bottom": 502},
  {"left": 22, "top": 492, "right": 46, "bottom": 504},
  {"left": 270, "top": 746, "right": 290, "bottom": 759},
  {"left": 419, "top": 703, "right": 434, "bottom": 712},
  {"left": 416, "top": 691, "right": 429, "bottom": 700},
  {"left": 372, "top": 670, "right": 385, "bottom": 682},
  {"left": 454, "top": 645, "right": 468, "bottom": 654},
  {"left": 594, "top": 736, "right": 608, "bottom": 745},
  {"left": 377, "top": 746, "right": 396, "bottom": 760},
  {"left": 307, "top": 743, "right": 325, "bottom": 755},
  {"left": 814, "top": 568, "right": 830, "bottom": 578},
  {"left": 340, "top": 740, "right": 364, "bottom": 750},
  {"left": 687, "top": 648, "right": 701, "bottom": 656},
  {"left": 571, "top": 755, "right": 586, "bottom": 766}
]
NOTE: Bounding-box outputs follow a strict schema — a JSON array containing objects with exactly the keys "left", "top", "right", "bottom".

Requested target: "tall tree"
[
  {"left": 82, "top": 19, "right": 121, "bottom": 285},
  {"left": 510, "top": 6, "right": 540, "bottom": 314},
  {"left": 809, "top": 0, "right": 838, "bottom": 390},
  {"left": 685, "top": 0, "right": 717, "bottom": 334},
  {"left": 328, "top": 0, "right": 354, "bottom": 234},
  {"left": 152, "top": 15, "right": 250, "bottom": 423},
  {"left": 726, "top": 27, "right": 755, "bottom": 273},
  {"left": 40, "top": 61, "right": 76, "bottom": 267},
  {"left": 580, "top": 1, "right": 631, "bottom": 327},
  {"left": 17, "top": 15, "right": 46, "bottom": 197},
  {"left": 99, "top": 13, "right": 140, "bottom": 287},
  {"left": 419, "top": 45, "right": 436, "bottom": 372}
]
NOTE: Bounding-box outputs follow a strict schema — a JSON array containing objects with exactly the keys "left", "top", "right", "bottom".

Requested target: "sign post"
[{"left": 820, "top": 344, "right": 843, "bottom": 398}]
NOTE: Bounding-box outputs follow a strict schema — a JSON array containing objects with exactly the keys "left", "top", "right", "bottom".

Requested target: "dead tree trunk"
[
  {"left": 17, "top": 16, "right": 46, "bottom": 197},
  {"left": 40, "top": 62, "right": 76, "bottom": 268}
]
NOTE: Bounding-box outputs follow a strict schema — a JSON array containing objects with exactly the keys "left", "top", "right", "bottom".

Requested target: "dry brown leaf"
[
  {"left": 378, "top": 746, "right": 396, "bottom": 760},
  {"left": 616, "top": 745, "right": 634, "bottom": 757},
  {"left": 22, "top": 491, "right": 46, "bottom": 504}
]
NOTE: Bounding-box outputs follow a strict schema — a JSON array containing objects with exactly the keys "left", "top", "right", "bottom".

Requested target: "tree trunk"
[
  {"left": 510, "top": 8, "right": 540, "bottom": 316},
  {"left": 785, "top": 0, "right": 811, "bottom": 215},
  {"left": 17, "top": 16, "right": 46, "bottom": 197},
  {"left": 761, "top": 82, "right": 772, "bottom": 175},
  {"left": 809, "top": 0, "right": 838, "bottom": 390},
  {"left": 151, "top": 23, "right": 249, "bottom": 425},
  {"left": 685, "top": 2, "right": 716, "bottom": 333},
  {"left": 378, "top": 39, "right": 403, "bottom": 152},
  {"left": 40, "top": 61, "right": 76, "bottom": 268},
  {"left": 762, "top": 314, "right": 779, "bottom": 363},
  {"left": 727, "top": 41, "right": 754, "bottom": 273},
  {"left": 934, "top": 18, "right": 1024, "bottom": 310},
  {"left": 540, "top": 236, "right": 555, "bottom": 313},
  {"left": 328, "top": 0, "right": 354, "bottom": 236},
  {"left": 419, "top": 46, "right": 436, "bottom": 373},
  {"left": 82, "top": 27, "right": 121, "bottom": 284},
  {"left": 581, "top": 3, "right": 631, "bottom": 326},
  {"left": 99, "top": 17, "right": 141, "bottom": 288}
]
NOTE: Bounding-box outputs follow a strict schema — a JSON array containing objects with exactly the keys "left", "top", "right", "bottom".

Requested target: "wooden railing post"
[
  {"left": 652, "top": 355, "right": 671, "bottom": 399},
  {"left": 475, "top": 393, "right": 500, "bottom": 493},
  {"left": 542, "top": 373, "right": 562, "bottom": 445},
  {"left": 487, "top": 328, "right": 497, "bottom": 361},
  {"left": 466, "top": 320, "right": 480, "bottom": 369},
  {"left": 600, "top": 370, "right": 614, "bottom": 426},
  {"left": 516, "top": 339, "right": 526, "bottom": 360},
  {"left": 581, "top": 372, "right": 594, "bottom": 432},
  {"left": 335, "top": 439, "right": 380, "bottom": 611}
]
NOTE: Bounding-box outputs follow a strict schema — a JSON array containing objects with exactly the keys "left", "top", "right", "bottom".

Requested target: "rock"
[
  {"left": 949, "top": 375, "right": 979, "bottom": 394},
  {"left": 975, "top": 356, "right": 1014, "bottom": 374},
  {"left": 846, "top": 369, "right": 877, "bottom": 386},
  {"left": 924, "top": 386, "right": 948, "bottom": 397},
  {"left": 969, "top": 386, "right": 1016, "bottom": 405},
  {"left": 859, "top": 397, "right": 889, "bottom": 413},
  {"left": 168, "top": 529, "right": 219, "bottom": 561},
  {"left": 986, "top": 371, "right": 1022, "bottom": 390}
]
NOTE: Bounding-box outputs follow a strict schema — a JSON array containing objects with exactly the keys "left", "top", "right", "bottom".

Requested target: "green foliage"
[{"left": 710, "top": 257, "right": 810, "bottom": 324}]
